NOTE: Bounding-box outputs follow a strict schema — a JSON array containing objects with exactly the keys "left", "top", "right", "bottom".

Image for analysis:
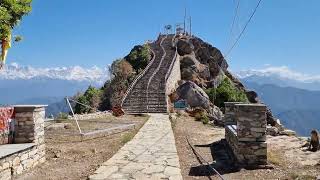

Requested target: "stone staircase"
[{"left": 122, "top": 34, "right": 177, "bottom": 114}]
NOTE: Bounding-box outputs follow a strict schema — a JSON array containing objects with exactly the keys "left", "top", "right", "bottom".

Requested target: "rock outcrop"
[
  {"left": 173, "top": 35, "right": 281, "bottom": 128},
  {"left": 175, "top": 81, "right": 211, "bottom": 109}
]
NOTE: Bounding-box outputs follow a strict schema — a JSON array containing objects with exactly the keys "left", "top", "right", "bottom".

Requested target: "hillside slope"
[{"left": 243, "top": 81, "right": 320, "bottom": 136}]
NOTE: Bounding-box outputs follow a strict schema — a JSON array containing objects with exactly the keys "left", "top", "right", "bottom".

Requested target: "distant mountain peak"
[
  {"left": 0, "top": 62, "right": 109, "bottom": 84},
  {"left": 235, "top": 66, "right": 320, "bottom": 83}
]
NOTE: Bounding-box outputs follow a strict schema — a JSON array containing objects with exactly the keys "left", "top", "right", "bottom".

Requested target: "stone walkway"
[{"left": 89, "top": 114, "right": 182, "bottom": 180}]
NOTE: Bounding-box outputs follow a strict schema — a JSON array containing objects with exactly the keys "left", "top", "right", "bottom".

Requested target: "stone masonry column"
[
  {"left": 235, "top": 104, "right": 267, "bottom": 165},
  {"left": 235, "top": 104, "right": 267, "bottom": 142},
  {"left": 224, "top": 102, "right": 245, "bottom": 126},
  {"left": 14, "top": 105, "right": 46, "bottom": 145}
]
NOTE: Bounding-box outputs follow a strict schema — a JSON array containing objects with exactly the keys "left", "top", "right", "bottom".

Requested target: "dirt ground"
[
  {"left": 172, "top": 114, "right": 320, "bottom": 180},
  {"left": 15, "top": 114, "right": 149, "bottom": 180}
]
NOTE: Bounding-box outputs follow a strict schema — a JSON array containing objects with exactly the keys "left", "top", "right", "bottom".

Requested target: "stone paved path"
[{"left": 89, "top": 114, "right": 182, "bottom": 180}]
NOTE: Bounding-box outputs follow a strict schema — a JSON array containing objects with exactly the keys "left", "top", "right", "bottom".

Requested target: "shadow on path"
[{"left": 188, "top": 139, "right": 240, "bottom": 177}]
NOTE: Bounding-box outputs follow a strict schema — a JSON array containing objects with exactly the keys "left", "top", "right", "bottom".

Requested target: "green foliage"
[
  {"left": 56, "top": 112, "right": 68, "bottom": 120},
  {"left": 14, "top": 35, "right": 22, "bottom": 42},
  {"left": 74, "top": 86, "right": 103, "bottom": 114},
  {"left": 125, "top": 44, "right": 151, "bottom": 73},
  {"left": 201, "top": 114, "right": 209, "bottom": 124},
  {"left": 121, "top": 132, "right": 135, "bottom": 144},
  {"left": 98, "top": 44, "right": 151, "bottom": 110},
  {"left": 205, "top": 77, "right": 248, "bottom": 108},
  {"left": 194, "top": 111, "right": 209, "bottom": 124},
  {"left": 0, "top": 0, "right": 32, "bottom": 39}
]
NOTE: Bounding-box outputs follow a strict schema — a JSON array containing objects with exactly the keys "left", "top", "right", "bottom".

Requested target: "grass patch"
[
  {"left": 121, "top": 132, "right": 135, "bottom": 144},
  {"left": 194, "top": 110, "right": 209, "bottom": 124},
  {"left": 267, "top": 150, "right": 285, "bottom": 166}
]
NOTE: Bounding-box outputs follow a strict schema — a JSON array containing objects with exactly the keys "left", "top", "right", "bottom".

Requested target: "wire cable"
[
  {"left": 186, "top": 135, "right": 225, "bottom": 180},
  {"left": 225, "top": 0, "right": 263, "bottom": 58},
  {"left": 226, "top": 0, "right": 241, "bottom": 51}
]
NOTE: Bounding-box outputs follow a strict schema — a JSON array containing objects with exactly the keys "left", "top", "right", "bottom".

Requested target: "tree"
[
  {"left": 125, "top": 44, "right": 151, "bottom": 73},
  {"left": 110, "top": 59, "right": 133, "bottom": 79},
  {"left": 74, "top": 86, "right": 103, "bottom": 114},
  {"left": 0, "top": 0, "right": 32, "bottom": 68},
  {"left": 204, "top": 77, "right": 248, "bottom": 108}
]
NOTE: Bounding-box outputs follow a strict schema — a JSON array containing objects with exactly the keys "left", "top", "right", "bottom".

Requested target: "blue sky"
[{"left": 7, "top": 0, "right": 320, "bottom": 74}]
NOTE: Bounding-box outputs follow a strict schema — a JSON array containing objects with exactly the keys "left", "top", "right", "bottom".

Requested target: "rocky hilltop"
[
  {"left": 75, "top": 34, "right": 285, "bottom": 134},
  {"left": 171, "top": 34, "right": 281, "bottom": 129}
]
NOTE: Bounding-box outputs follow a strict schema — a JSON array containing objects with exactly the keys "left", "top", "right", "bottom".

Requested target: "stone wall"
[
  {"left": 0, "top": 144, "right": 46, "bottom": 180},
  {"left": 70, "top": 111, "right": 112, "bottom": 121},
  {"left": 0, "top": 105, "right": 46, "bottom": 180},
  {"left": 225, "top": 103, "right": 268, "bottom": 166},
  {"left": 14, "top": 106, "right": 45, "bottom": 144},
  {"left": 224, "top": 102, "right": 245, "bottom": 126},
  {"left": 236, "top": 104, "right": 267, "bottom": 142},
  {"left": 165, "top": 51, "right": 181, "bottom": 112},
  {"left": 165, "top": 52, "right": 181, "bottom": 96}
]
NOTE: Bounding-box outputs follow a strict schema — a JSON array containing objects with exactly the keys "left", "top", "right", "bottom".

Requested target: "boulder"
[
  {"left": 180, "top": 55, "right": 201, "bottom": 70},
  {"left": 177, "top": 39, "right": 194, "bottom": 56},
  {"left": 176, "top": 81, "right": 211, "bottom": 109},
  {"left": 267, "top": 125, "right": 279, "bottom": 136},
  {"left": 279, "top": 129, "right": 296, "bottom": 136},
  {"left": 245, "top": 90, "right": 259, "bottom": 103},
  {"left": 209, "top": 106, "right": 224, "bottom": 126},
  {"left": 181, "top": 68, "right": 197, "bottom": 81}
]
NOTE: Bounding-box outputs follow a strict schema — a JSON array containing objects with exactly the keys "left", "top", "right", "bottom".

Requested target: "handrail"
[
  {"left": 146, "top": 35, "right": 168, "bottom": 111},
  {"left": 165, "top": 36, "right": 178, "bottom": 82},
  {"left": 121, "top": 38, "right": 159, "bottom": 107},
  {"left": 165, "top": 49, "right": 178, "bottom": 82}
]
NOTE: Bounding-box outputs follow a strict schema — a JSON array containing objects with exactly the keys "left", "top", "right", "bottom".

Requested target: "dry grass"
[
  {"left": 267, "top": 149, "right": 286, "bottom": 166},
  {"left": 289, "top": 173, "right": 316, "bottom": 180},
  {"left": 121, "top": 131, "right": 136, "bottom": 144}
]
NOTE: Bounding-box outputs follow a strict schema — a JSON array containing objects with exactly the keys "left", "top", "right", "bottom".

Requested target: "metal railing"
[
  {"left": 120, "top": 39, "right": 158, "bottom": 108},
  {"left": 146, "top": 35, "right": 168, "bottom": 111}
]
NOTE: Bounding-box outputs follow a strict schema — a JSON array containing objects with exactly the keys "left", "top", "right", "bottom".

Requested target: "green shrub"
[
  {"left": 201, "top": 114, "right": 209, "bottom": 124},
  {"left": 194, "top": 112, "right": 202, "bottom": 121},
  {"left": 56, "top": 112, "right": 68, "bottom": 120},
  {"left": 125, "top": 44, "right": 151, "bottom": 73},
  {"left": 194, "top": 111, "right": 209, "bottom": 124},
  {"left": 204, "top": 77, "right": 248, "bottom": 108},
  {"left": 74, "top": 86, "right": 103, "bottom": 114}
]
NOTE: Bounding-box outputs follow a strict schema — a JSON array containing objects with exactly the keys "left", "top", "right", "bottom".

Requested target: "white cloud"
[
  {"left": 236, "top": 66, "right": 320, "bottom": 82},
  {"left": 0, "top": 62, "right": 109, "bottom": 84}
]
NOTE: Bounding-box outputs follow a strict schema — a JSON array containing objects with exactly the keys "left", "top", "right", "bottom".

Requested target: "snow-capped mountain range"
[
  {"left": 0, "top": 62, "right": 109, "bottom": 84},
  {"left": 0, "top": 63, "right": 109, "bottom": 105},
  {"left": 235, "top": 66, "right": 320, "bottom": 83},
  {"left": 234, "top": 66, "right": 320, "bottom": 91}
]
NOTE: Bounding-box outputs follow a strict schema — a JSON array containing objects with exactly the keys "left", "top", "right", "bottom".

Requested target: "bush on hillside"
[
  {"left": 110, "top": 59, "right": 134, "bottom": 79},
  {"left": 204, "top": 77, "right": 248, "bottom": 108},
  {"left": 125, "top": 44, "right": 151, "bottom": 73},
  {"left": 74, "top": 44, "right": 151, "bottom": 112},
  {"left": 74, "top": 86, "right": 103, "bottom": 114},
  {"left": 56, "top": 112, "right": 68, "bottom": 120}
]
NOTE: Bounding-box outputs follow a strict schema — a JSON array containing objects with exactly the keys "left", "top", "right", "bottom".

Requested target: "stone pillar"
[
  {"left": 234, "top": 104, "right": 267, "bottom": 165},
  {"left": 13, "top": 105, "right": 46, "bottom": 145},
  {"left": 235, "top": 104, "right": 267, "bottom": 142},
  {"left": 224, "top": 102, "right": 245, "bottom": 126}
]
